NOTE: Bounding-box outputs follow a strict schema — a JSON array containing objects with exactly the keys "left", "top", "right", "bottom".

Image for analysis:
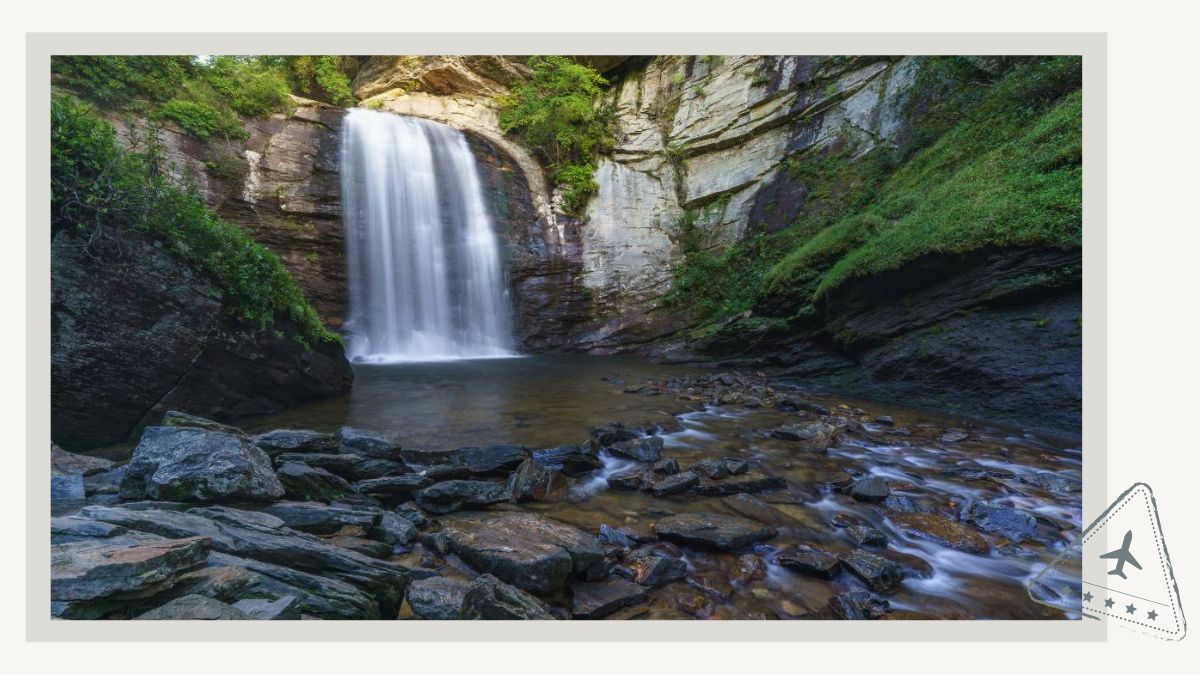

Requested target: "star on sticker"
[
  {"left": 1104, "top": 597, "right": 1115, "bottom": 608},
  {"left": 1082, "top": 591, "right": 1094, "bottom": 603},
  {"left": 1147, "top": 610, "right": 1158, "bottom": 621},
  {"left": 1126, "top": 603, "right": 1137, "bottom": 615}
]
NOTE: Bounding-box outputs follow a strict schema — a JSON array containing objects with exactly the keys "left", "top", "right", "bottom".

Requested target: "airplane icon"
[{"left": 1100, "top": 529, "right": 1142, "bottom": 580}]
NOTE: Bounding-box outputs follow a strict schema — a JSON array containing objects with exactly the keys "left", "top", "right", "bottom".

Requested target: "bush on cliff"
[
  {"left": 498, "top": 56, "right": 615, "bottom": 217},
  {"left": 51, "top": 94, "right": 336, "bottom": 347}
]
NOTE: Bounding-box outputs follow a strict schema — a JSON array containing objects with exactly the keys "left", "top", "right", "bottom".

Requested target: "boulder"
[
  {"left": 51, "top": 444, "right": 114, "bottom": 476},
  {"left": 650, "top": 471, "right": 699, "bottom": 496},
  {"left": 356, "top": 474, "right": 434, "bottom": 499},
  {"left": 828, "top": 590, "right": 891, "bottom": 619},
  {"left": 370, "top": 511, "right": 418, "bottom": 546},
  {"left": 233, "top": 595, "right": 301, "bottom": 620},
  {"left": 406, "top": 576, "right": 470, "bottom": 620},
  {"left": 653, "top": 512, "right": 776, "bottom": 551},
  {"left": 135, "top": 594, "right": 248, "bottom": 620},
  {"left": 120, "top": 426, "right": 283, "bottom": 502},
  {"left": 839, "top": 549, "right": 904, "bottom": 593},
  {"left": 162, "top": 411, "right": 245, "bottom": 435},
  {"left": 777, "top": 547, "right": 841, "bottom": 579},
  {"left": 274, "top": 452, "right": 405, "bottom": 481},
  {"left": 261, "top": 501, "right": 379, "bottom": 535},
  {"left": 969, "top": 503, "right": 1039, "bottom": 543},
  {"left": 459, "top": 574, "right": 554, "bottom": 620},
  {"left": 890, "top": 513, "right": 991, "bottom": 554},
  {"left": 607, "top": 436, "right": 663, "bottom": 462},
  {"left": 507, "top": 458, "right": 567, "bottom": 502},
  {"left": 275, "top": 461, "right": 355, "bottom": 502},
  {"left": 531, "top": 444, "right": 603, "bottom": 476},
  {"left": 415, "top": 480, "right": 508, "bottom": 514},
  {"left": 438, "top": 512, "right": 604, "bottom": 595},
  {"left": 51, "top": 536, "right": 209, "bottom": 602},
  {"left": 335, "top": 426, "right": 399, "bottom": 459},
  {"left": 253, "top": 429, "right": 338, "bottom": 455},
  {"left": 848, "top": 477, "right": 890, "bottom": 502},
  {"left": 571, "top": 579, "right": 648, "bottom": 619},
  {"left": 51, "top": 473, "right": 86, "bottom": 515}
]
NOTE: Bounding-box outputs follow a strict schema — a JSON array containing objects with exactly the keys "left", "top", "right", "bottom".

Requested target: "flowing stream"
[{"left": 340, "top": 109, "right": 514, "bottom": 363}]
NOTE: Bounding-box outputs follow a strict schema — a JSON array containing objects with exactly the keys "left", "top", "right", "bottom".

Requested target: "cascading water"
[{"left": 340, "top": 108, "right": 515, "bottom": 363}]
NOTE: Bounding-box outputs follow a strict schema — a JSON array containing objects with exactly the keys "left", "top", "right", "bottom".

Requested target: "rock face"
[
  {"left": 51, "top": 222, "right": 352, "bottom": 451},
  {"left": 120, "top": 426, "right": 284, "bottom": 502}
]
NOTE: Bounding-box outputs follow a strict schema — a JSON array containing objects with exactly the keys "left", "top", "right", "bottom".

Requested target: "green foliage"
[
  {"left": 202, "top": 56, "right": 294, "bottom": 117},
  {"left": 52, "top": 56, "right": 194, "bottom": 106},
  {"left": 312, "top": 56, "right": 357, "bottom": 107},
  {"left": 498, "top": 56, "right": 615, "bottom": 216},
  {"left": 157, "top": 98, "right": 248, "bottom": 140},
  {"left": 51, "top": 95, "right": 336, "bottom": 347}
]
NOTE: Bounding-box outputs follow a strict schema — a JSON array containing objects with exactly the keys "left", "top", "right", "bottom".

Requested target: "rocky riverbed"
[{"left": 50, "top": 369, "right": 1081, "bottom": 620}]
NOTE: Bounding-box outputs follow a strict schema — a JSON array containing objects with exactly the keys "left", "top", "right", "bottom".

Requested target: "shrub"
[
  {"left": 52, "top": 56, "right": 194, "bottom": 106},
  {"left": 51, "top": 94, "right": 335, "bottom": 346},
  {"left": 203, "top": 56, "right": 294, "bottom": 117},
  {"left": 157, "top": 98, "right": 248, "bottom": 140},
  {"left": 498, "top": 56, "right": 615, "bottom": 217}
]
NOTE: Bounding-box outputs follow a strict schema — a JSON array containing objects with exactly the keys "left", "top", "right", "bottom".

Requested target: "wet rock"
[
  {"left": 329, "top": 536, "right": 393, "bottom": 559},
  {"left": 507, "top": 458, "right": 567, "bottom": 502},
  {"left": 737, "top": 554, "right": 767, "bottom": 581},
  {"left": 941, "top": 464, "right": 1015, "bottom": 480},
  {"left": 162, "top": 411, "right": 245, "bottom": 436},
  {"left": 571, "top": 579, "right": 648, "bottom": 619},
  {"left": 608, "top": 436, "right": 664, "bottom": 462},
  {"left": 829, "top": 590, "right": 891, "bottom": 619},
  {"left": 261, "top": 501, "right": 379, "bottom": 535},
  {"left": 771, "top": 421, "right": 836, "bottom": 449},
  {"left": 406, "top": 576, "right": 470, "bottom": 620},
  {"left": 1020, "top": 472, "right": 1082, "bottom": 493},
  {"left": 875, "top": 416, "right": 895, "bottom": 426},
  {"left": 690, "top": 471, "right": 785, "bottom": 495},
  {"left": 275, "top": 461, "right": 355, "bottom": 502},
  {"left": 335, "top": 426, "right": 399, "bottom": 459},
  {"left": 968, "top": 503, "right": 1039, "bottom": 543},
  {"left": 394, "top": 502, "right": 427, "bottom": 527},
  {"left": 607, "top": 468, "right": 647, "bottom": 491},
  {"left": 777, "top": 547, "right": 841, "bottom": 579},
  {"left": 168, "top": 565, "right": 261, "bottom": 603},
  {"left": 690, "top": 459, "right": 730, "bottom": 480},
  {"left": 456, "top": 445, "right": 529, "bottom": 475},
  {"left": 52, "top": 473, "right": 86, "bottom": 515},
  {"left": 188, "top": 506, "right": 286, "bottom": 531},
  {"left": 438, "top": 512, "right": 604, "bottom": 594},
  {"left": 52, "top": 444, "right": 114, "bottom": 476},
  {"left": 356, "top": 474, "right": 434, "bottom": 500},
  {"left": 848, "top": 477, "right": 890, "bottom": 502},
  {"left": 880, "top": 549, "right": 935, "bottom": 579},
  {"left": 845, "top": 525, "right": 889, "bottom": 547},
  {"left": 598, "top": 524, "right": 638, "bottom": 548},
  {"left": 632, "top": 555, "right": 688, "bottom": 587},
  {"left": 252, "top": 429, "right": 337, "bottom": 455},
  {"left": 652, "top": 459, "right": 680, "bottom": 475},
  {"left": 275, "top": 452, "right": 405, "bottom": 482},
  {"left": 415, "top": 480, "right": 508, "bottom": 514},
  {"left": 135, "top": 594, "right": 248, "bottom": 620},
  {"left": 530, "top": 444, "right": 603, "bottom": 476},
  {"left": 890, "top": 513, "right": 990, "bottom": 554},
  {"left": 720, "top": 493, "right": 794, "bottom": 527},
  {"left": 370, "top": 510, "right": 418, "bottom": 546},
  {"left": 399, "top": 448, "right": 460, "bottom": 466},
  {"left": 940, "top": 429, "right": 969, "bottom": 443},
  {"left": 51, "top": 536, "right": 209, "bottom": 602},
  {"left": 653, "top": 512, "right": 776, "bottom": 551},
  {"left": 460, "top": 573, "right": 554, "bottom": 620},
  {"left": 723, "top": 459, "right": 750, "bottom": 475},
  {"left": 207, "top": 551, "right": 378, "bottom": 620},
  {"left": 51, "top": 516, "right": 128, "bottom": 543},
  {"left": 83, "top": 466, "right": 127, "bottom": 497},
  {"left": 591, "top": 423, "right": 639, "bottom": 447},
  {"left": 839, "top": 549, "right": 904, "bottom": 593},
  {"left": 120, "top": 426, "right": 283, "bottom": 502},
  {"left": 232, "top": 595, "right": 300, "bottom": 620},
  {"left": 882, "top": 495, "right": 931, "bottom": 514},
  {"left": 651, "top": 470, "right": 699, "bottom": 496}
]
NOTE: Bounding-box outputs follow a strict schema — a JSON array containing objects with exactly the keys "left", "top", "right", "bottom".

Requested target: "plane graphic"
[{"left": 1100, "top": 530, "right": 1142, "bottom": 580}]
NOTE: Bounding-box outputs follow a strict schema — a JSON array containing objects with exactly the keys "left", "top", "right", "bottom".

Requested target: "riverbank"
[{"left": 51, "top": 363, "right": 1080, "bottom": 620}]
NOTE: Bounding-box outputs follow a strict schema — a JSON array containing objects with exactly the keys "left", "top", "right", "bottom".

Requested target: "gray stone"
[
  {"left": 52, "top": 473, "right": 86, "bottom": 515},
  {"left": 370, "top": 510, "right": 418, "bottom": 546},
  {"left": 261, "top": 501, "right": 380, "bottom": 535},
  {"left": 329, "top": 535, "right": 393, "bottom": 559},
  {"left": 689, "top": 471, "right": 785, "bottom": 495},
  {"left": 135, "top": 594, "right": 248, "bottom": 620},
  {"left": 849, "top": 477, "right": 890, "bottom": 502},
  {"left": 652, "top": 458, "right": 680, "bottom": 475},
  {"left": 253, "top": 429, "right": 337, "bottom": 455},
  {"left": 653, "top": 512, "right": 776, "bottom": 551},
  {"left": 839, "top": 549, "right": 904, "bottom": 593},
  {"left": 51, "top": 516, "right": 127, "bottom": 542},
  {"left": 650, "top": 470, "right": 699, "bottom": 496},
  {"left": 415, "top": 480, "right": 508, "bottom": 514},
  {"left": 720, "top": 493, "right": 795, "bottom": 526},
  {"left": 507, "top": 458, "right": 567, "bottom": 502},
  {"left": 233, "top": 595, "right": 301, "bottom": 620},
  {"left": 891, "top": 513, "right": 991, "bottom": 554},
  {"left": 689, "top": 459, "right": 729, "bottom": 480},
  {"left": 456, "top": 445, "right": 529, "bottom": 475},
  {"left": 846, "top": 525, "right": 889, "bottom": 547},
  {"left": 1020, "top": 472, "right": 1082, "bottom": 493},
  {"left": 406, "top": 576, "right": 470, "bottom": 620},
  {"left": 777, "top": 547, "right": 841, "bottom": 579},
  {"left": 51, "top": 536, "right": 209, "bottom": 602},
  {"left": 606, "top": 468, "right": 646, "bottom": 491},
  {"left": 336, "top": 426, "right": 399, "bottom": 459},
  {"left": 275, "top": 461, "right": 355, "bottom": 502},
  {"left": 207, "top": 551, "right": 378, "bottom": 620},
  {"left": 969, "top": 503, "right": 1039, "bottom": 543},
  {"left": 571, "top": 579, "right": 648, "bottom": 619},
  {"left": 607, "top": 436, "right": 663, "bottom": 462},
  {"left": 274, "top": 452, "right": 405, "bottom": 481},
  {"left": 459, "top": 574, "right": 554, "bottom": 620},
  {"left": 632, "top": 556, "right": 688, "bottom": 587},
  {"left": 162, "top": 411, "right": 245, "bottom": 436},
  {"left": 51, "top": 444, "right": 114, "bottom": 476},
  {"left": 531, "top": 444, "right": 603, "bottom": 476},
  {"left": 120, "top": 426, "right": 283, "bottom": 502},
  {"left": 771, "top": 421, "right": 836, "bottom": 449},
  {"left": 356, "top": 474, "right": 434, "bottom": 499},
  {"left": 829, "top": 590, "right": 890, "bottom": 619}
]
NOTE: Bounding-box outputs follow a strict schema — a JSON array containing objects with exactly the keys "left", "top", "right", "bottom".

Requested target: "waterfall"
[{"left": 340, "top": 109, "right": 515, "bottom": 363}]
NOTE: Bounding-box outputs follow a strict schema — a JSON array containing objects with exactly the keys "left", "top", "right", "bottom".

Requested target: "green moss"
[{"left": 52, "top": 94, "right": 336, "bottom": 347}]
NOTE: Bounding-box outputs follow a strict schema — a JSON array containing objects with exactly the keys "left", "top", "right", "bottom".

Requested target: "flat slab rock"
[
  {"left": 135, "top": 593, "right": 248, "bottom": 620},
  {"left": 571, "top": 579, "right": 648, "bottom": 619},
  {"left": 51, "top": 536, "right": 209, "bottom": 602},
  {"left": 653, "top": 512, "right": 777, "bottom": 551},
  {"left": 437, "top": 511, "right": 604, "bottom": 595},
  {"left": 890, "top": 513, "right": 991, "bottom": 554}
]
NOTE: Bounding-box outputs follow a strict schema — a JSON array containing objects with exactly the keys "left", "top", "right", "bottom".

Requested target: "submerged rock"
[
  {"left": 571, "top": 579, "right": 648, "bottom": 619},
  {"left": 406, "top": 576, "right": 470, "bottom": 620},
  {"left": 890, "top": 513, "right": 990, "bottom": 554},
  {"left": 459, "top": 574, "right": 554, "bottom": 620},
  {"left": 721, "top": 493, "right": 795, "bottom": 527},
  {"left": 415, "top": 480, "right": 508, "bottom": 514},
  {"left": 690, "top": 471, "right": 785, "bottom": 495},
  {"left": 845, "top": 525, "right": 889, "bottom": 547},
  {"left": 848, "top": 477, "right": 890, "bottom": 502},
  {"left": 968, "top": 503, "right": 1039, "bottom": 543},
  {"left": 135, "top": 594, "right": 248, "bottom": 620},
  {"left": 829, "top": 590, "right": 891, "bottom": 619},
  {"left": 438, "top": 511, "right": 604, "bottom": 594},
  {"left": 1020, "top": 472, "right": 1082, "bottom": 493},
  {"left": 839, "top": 549, "right": 904, "bottom": 593},
  {"left": 253, "top": 429, "right": 338, "bottom": 455},
  {"left": 653, "top": 512, "right": 776, "bottom": 551},
  {"left": 120, "top": 426, "right": 283, "bottom": 503}
]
